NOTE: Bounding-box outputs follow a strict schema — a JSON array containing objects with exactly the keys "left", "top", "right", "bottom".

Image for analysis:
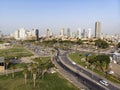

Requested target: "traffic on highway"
[{"left": 55, "top": 49, "right": 120, "bottom": 90}]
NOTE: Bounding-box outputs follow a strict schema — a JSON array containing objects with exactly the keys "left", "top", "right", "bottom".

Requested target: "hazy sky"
[{"left": 0, "top": 0, "right": 120, "bottom": 35}]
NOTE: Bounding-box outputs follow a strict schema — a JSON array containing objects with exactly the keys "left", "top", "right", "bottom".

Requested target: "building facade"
[{"left": 95, "top": 21, "right": 101, "bottom": 38}]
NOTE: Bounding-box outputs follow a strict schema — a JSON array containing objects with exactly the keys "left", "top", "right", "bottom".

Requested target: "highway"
[
  {"left": 54, "top": 49, "right": 108, "bottom": 90},
  {"left": 55, "top": 49, "right": 120, "bottom": 90}
]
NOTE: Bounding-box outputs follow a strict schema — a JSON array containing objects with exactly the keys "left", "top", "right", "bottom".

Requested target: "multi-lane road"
[{"left": 54, "top": 49, "right": 120, "bottom": 90}]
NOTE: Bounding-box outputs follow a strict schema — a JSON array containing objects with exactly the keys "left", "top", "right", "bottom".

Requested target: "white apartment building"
[
  {"left": 88, "top": 28, "right": 92, "bottom": 38},
  {"left": 14, "top": 28, "right": 26, "bottom": 40},
  {"left": 14, "top": 28, "right": 37, "bottom": 40},
  {"left": 60, "top": 28, "right": 65, "bottom": 37},
  {"left": 77, "top": 28, "right": 81, "bottom": 39}
]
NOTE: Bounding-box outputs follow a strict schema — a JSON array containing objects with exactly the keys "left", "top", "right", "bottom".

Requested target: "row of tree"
[
  {"left": 22, "top": 58, "right": 54, "bottom": 87},
  {"left": 95, "top": 39, "right": 109, "bottom": 49},
  {"left": 4, "top": 57, "right": 54, "bottom": 88},
  {"left": 87, "top": 54, "right": 110, "bottom": 73}
]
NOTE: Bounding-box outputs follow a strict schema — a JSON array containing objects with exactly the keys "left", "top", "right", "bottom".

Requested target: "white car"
[
  {"left": 109, "top": 71, "right": 114, "bottom": 74},
  {"left": 72, "top": 61, "right": 76, "bottom": 65},
  {"left": 99, "top": 79, "right": 109, "bottom": 86}
]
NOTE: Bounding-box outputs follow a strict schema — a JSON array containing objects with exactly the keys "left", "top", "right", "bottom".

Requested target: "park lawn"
[
  {"left": 0, "top": 72, "right": 78, "bottom": 90},
  {"left": 0, "top": 46, "right": 33, "bottom": 58}
]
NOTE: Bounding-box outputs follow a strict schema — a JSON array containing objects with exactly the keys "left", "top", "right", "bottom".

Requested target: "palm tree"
[
  {"left": 5, "top": 58, "right": 9, "bottom": 76},
  {"left": 29, "top": 62, "right": 33, "bottom": 77},
  {"left": 33, "top": 63, "right": 38, "bottom": 69},
  {"left": 32, "top": 68, "right": 37, "bottom": 87},
  {"left": 41, "top": 65, "right": 47, "bottom": 79},
  {"left": 10, "top": 65, "right": 16, "bottom": 78},
  {"left": 23, "top": 67, "right": 28, "bottom": 85},
  {"left": 37, "top": 59, "right": 42, "bottom": 76}
]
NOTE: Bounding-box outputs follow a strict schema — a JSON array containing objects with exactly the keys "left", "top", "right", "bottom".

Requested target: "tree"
[
  {"left": 117, "top": 42, "right": 120, "bottom": 48},
  {"left": 95, "top": 54, "right": 110, "bottom": 72},
  {"left": 5, "top": 58, "right": 10, "bottom": 76},
  {"left": 10, "top": 65, "right": 16, "bottom": 78},
  {"left": 87, "top": 54, "right": 96, "bottom": 67},
  {"left": 29, "top": 62, "right": 33, "bottom": 78},
  {"left": 76, "top": 39, "right": 83, "bottom": 45},
  {"left": 41, "top": 65, "right": 47, "bottom": 79},
  {"left": 23, "top": 67, "right": 28, "bottom": 85},
  {"left": 32, "top": 68, "right": 37, "bottom": 87},
  {"left": 95, "top": 39, "right": 109, "bottom": 49}
]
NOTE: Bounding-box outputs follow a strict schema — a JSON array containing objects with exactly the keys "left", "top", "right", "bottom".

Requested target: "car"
[
  {"left": 99, "top": 79, "right": 109, "bottom": 86},
  {"left": 108, "top": 71, "right": 114, "bottom": 74},
  {"left": 72, "top": 61, "right": 76, "bottom": 65}
]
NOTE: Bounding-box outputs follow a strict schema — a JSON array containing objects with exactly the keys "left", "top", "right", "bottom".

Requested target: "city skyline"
[{"left": 0, "top": 0, "right": 120, "bottom": 35}]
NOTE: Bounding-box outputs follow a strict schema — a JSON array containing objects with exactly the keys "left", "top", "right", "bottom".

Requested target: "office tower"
[
  {"left": 82, "top": 29, "right": 86, "bottom": 38},
  {"left": 88, "top": 28, "right": 92, "bottom": 38},
  {"left": 77, "top": 28, "right": 81, "bottom": 38},
  {"left": 35, "top": 29, "right": 39, "bottom": 40},
  {"left": 67, "top": 28, "right": 71, "bottom": 37},
  {"left": 46, "top": 29, "right": 50, "bottom": 37},
  {"left": 95, "top": 21, "right": 101, "bottom": 38},
  {"left": 60, "top": 28, "right": 65, "bottom": 36}
]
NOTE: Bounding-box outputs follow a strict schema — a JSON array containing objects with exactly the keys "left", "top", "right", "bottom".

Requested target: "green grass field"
[
  {"left": 69, "top": 52, "right": 86, "bottom": 67},
  {"left": 0, "top": 46, "right": 33, "bottom": 58},
  {"left": 0, "top": 72, "right": 78, "bottom": 90}
]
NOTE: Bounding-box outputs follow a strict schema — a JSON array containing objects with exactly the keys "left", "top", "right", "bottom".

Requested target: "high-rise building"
[
  {"left": 14, "top": 28, "right": 26, "bottom": 40},
  {"left": 60, "top": 28, "right": 65, "bottom": 37},
  {"left": 46, "top": 29, "right": 50, "bottom": 37},
  {"left": 95, "top": 21, "right": 101, "bottom": 38},
  {"left": 67, "top": 28, "right": 71, "bottom": 37},
  {"left": 77, "top": 28, "right": 81, "bottom": 38},
  {"left": 19, "top": 28, "right": 26, "bottom": 40},
  {"left": 35, "top": 29, "right": 39, "bottom": 40},
  {"left": 88, "top": 28, "right": 92, "bottom": 38},
  {"left": 82, "top": 29, "right": 86, "bottom": 38}
]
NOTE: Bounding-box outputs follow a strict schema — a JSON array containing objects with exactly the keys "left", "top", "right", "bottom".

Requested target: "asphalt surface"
[
  {"left": 56, "top": 49, "right": 120, "bottom": 90},
  {"left": 53, "top": 56, "right": 87, "bottom": 89}
]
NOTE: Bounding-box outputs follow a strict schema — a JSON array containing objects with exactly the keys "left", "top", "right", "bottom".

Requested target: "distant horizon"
[{"left": 0, "top": 0, "right": 120, "bottom": 35}]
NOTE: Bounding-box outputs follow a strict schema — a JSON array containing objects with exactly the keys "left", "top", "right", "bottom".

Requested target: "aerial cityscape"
[{"left": 0, "top": 0, "right": 120, "bottom": 90}]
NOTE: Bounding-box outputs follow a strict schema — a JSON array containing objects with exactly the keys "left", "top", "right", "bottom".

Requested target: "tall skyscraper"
[
  {"left": 67, "top": 28, "right": 71, "bottom": 37},
  {"left": 95, "top": 21, "right": 101, "bottom": 38},
  {"left": 60, "top": 28, "right": 65, "bottom": 37},
  {"left": 46, "top": 29, "right": 50, "bottom": 37},
  {"left": 88, "top": 28, "right": 92, "bottom": 38},
  {"left": 77, "top": 28, "right": 81, "bottom": 39},
  {"left": 82, "top": 29, "right": 86, "bottom": 38},
  {"left": 35, "top": 29, "right": 39, "bottom": 40}
]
